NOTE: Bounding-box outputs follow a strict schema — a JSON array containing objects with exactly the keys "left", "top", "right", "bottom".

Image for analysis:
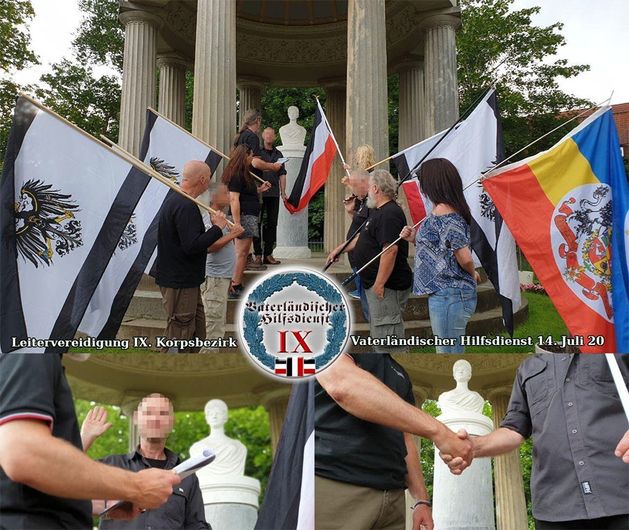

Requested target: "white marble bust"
[
  {"left": 190, "top": 399, "right": 247, "bottom": 478},
  {"left": 438, "top": 360, "right": 485, "bottom": 415},
  {"left": 279, "top": 105, "right": 306, "bottom": 147}
]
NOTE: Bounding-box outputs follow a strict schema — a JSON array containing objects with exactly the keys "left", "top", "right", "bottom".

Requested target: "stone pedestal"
[
  {"left": 200, "top": 477, "right": 260, "bottom": 530},
  {"left": 274, "top": 144, "right": 311, "bottom": 259},
  {"left": 433, "top": 413, "right": 496, "bottom": 530}
]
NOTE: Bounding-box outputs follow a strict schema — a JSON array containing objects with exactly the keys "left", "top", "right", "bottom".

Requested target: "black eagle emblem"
[
  {"left": 150, "top": 157, "right": 180, "bottom": 183},
  {"left": 14, "top": 179, "right": 83, "bottom": 268}
]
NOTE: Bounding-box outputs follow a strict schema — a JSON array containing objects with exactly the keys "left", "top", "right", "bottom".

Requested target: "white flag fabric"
[
  {"left": 0, "top": 97, "right": 155, "bottom": 353},
  {"left": 78, "top": 109, "right": 223, "bottom": 339},
  {"left": 393, "top": 89, "right": 521, "bottom": 334}
]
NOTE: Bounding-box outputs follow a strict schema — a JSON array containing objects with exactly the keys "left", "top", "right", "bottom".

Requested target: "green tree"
[
  {"left": 457, "top": 0, "right": 591, "bottom": 157},
  {"left": 0, "top": 0, "right": 38, "bottom": 169}
]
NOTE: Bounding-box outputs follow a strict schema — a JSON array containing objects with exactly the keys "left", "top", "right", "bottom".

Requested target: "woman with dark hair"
[
  {"left": 222, "top": 144, "right": 271, "bottom": 298},
  {"left": 400, "top": 158, "right": 480, "bottom": 353}
]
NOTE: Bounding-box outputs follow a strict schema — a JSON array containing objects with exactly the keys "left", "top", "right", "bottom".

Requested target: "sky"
[{"left": 13, "top": 0, "right": 629, "bottom": 105}]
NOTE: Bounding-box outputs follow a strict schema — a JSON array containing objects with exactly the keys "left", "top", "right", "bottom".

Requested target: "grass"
[{"left": 69, "top": 292, "right": 566, "bottom": 354}]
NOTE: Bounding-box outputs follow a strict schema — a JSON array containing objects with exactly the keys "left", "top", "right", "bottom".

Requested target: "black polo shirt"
[
  {"left": 99, "top": 447, "right": 210, "bottom": 530},
  {"left": 155, "top": 191, "right": 223, "bottom": 289},
  {"left": 260, "top": 147, "right": 287, "bottom": 198},
  {"left": 237, "top": 129, "right": 263, "bottom": 179},
  {"left": 502, "top": 354, "right": 629, "bottom": 522},
  {"left": 314, "top": 354, "right": 416, "bottom": 491},
  {"left": 351, "top": 200, "right": 412, "bottom": 290},
  {"left": 347, "top": 197, "right": 370, "bottom": 268},
  {"left": 0, "top": 354, "right": 92, "bottom": 530}
]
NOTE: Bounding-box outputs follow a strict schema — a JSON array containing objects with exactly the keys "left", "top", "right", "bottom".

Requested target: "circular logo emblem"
[
  {"left": 237, "top": 267, "right": 351, "bottom": 380},
  {"left": 550, "top": 183, "right": 613, "bottom": 322}
]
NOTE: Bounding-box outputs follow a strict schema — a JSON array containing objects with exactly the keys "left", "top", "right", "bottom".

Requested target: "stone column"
[
  {"left": 346, "top": 0, "right": 389, "bottom": 167},
  {"left": 261, "top": 392, "right": 290, "bottom": 456},
  {"left": 397, "top": 57, "right": 427, "bottom": 148},
  {"left": 120, "top": 394, "right": 143, "bottom": 452},
  {"left": 157, "top": 54, "right": 188, "bottom": 127},
  {"left": 322, "top": 81, "right": 347, "bottom": 253},
  {"left": 423, "top": 14, "right": 460, "bottom": 136},
  {"left": 490, "top": 390, "right": 528, "bottom": 530},
  {"left": 238, "top": 77, "right": 266, "bottom": 127},
  {"left": 118, "top": 10, "right": 161, "bottom": 156},
  {"left": 192, "top": 0, "right": 237, "bottom": 160}
]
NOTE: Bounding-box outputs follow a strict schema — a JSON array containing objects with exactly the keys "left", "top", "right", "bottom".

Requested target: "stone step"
[
  {"left": 117, "top": 298, "right": 529, "bottom": 352},
  {"left": 127, "top": 280, "right": 501, "bottom": 324}
]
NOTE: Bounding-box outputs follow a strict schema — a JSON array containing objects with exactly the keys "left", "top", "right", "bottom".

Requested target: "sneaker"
[{"left": 348, "top": 290, "right": 361, "bottom": 300}]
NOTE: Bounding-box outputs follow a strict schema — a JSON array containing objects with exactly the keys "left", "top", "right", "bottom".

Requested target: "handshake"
[{"left": 435, "top": 427, "right": 476, "bottom": 475}]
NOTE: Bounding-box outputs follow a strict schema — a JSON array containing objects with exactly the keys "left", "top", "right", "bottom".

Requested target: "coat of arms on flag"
[{"left": 483, "top": 106, "right": 629, "bottom": 352}]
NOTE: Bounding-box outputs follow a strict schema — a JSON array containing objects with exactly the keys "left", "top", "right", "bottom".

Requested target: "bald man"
[{"left": 155, "top": 161, "right": 230, "bottom": 353}]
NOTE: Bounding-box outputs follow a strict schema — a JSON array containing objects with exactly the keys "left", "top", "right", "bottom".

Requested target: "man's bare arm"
[
  {"left": 316, "top": 355, "right": 473, "bottom": 465},
  {"left": 0, "top": 420, "right": 179, "bottom": 508}
]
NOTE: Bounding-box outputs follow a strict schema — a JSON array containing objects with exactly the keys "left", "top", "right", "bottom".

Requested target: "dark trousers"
[
  {"left": 253, "top": 196, "right": 280, "bottom": 258},
  {"left": 536, "top": 514, "right": 629, "bottom": 530}
]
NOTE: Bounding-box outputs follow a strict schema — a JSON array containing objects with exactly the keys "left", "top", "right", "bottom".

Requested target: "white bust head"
[
  {"left": 205, "top": 399, "right": 228, "bottom": 430},
  {"left": 287, "top": 105, "right": 299, "bottom": 121},
  {"left": 452, "top": 360, "right": 473, "bottom": 384}
]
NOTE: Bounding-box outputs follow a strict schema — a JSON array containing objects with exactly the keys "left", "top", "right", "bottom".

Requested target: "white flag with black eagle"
[
  {"left": 0, "top": 97, "right": 158, "bottom": 353},
  {"left": 393, "top": 88, "right": 522, "bottom": 335},
  {"left": 255, "top": 380, "right": 314, "bottom": 530},
  {"left": 78, "top": 109, "right": 223, "bottom": 339}
]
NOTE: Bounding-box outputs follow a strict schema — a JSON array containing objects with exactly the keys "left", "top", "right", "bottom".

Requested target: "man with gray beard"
[{"left": 327, "top": 170, "right": 412, "bottom": 351}]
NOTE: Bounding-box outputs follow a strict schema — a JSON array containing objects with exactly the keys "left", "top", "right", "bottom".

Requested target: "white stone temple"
[{"left": 116, "top": 0, "right": 461, "bottom": 250}]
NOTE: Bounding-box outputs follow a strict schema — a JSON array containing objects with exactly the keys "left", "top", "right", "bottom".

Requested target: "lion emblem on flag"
[
  {"left": 551, "top": 184, "right": 613, "bottom": 321},
  {"left": 14, "top": 179, "right": 83, "bottom": 268}
]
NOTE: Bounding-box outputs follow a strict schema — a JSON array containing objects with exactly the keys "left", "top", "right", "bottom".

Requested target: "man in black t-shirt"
[
  {"left": 0, "top": 355, "right": 180, "bottom": 529},
  {"left": 81, "top": 394, "right": 210, "bottom": 530},
  {"left": 253, "top": 127, "right": 286, "bottom": 265},
  {"left": 327, "top": 169, "right": 413, "bottom": 352},
  {"left": 155, "top": 160, "right": 229, "bottom": 353},
  {"left": 315, "top": 353, "right": 474, "bottom": 530},
  {"left": 235, "top": 110, "right": 284, "bottom": 270}
]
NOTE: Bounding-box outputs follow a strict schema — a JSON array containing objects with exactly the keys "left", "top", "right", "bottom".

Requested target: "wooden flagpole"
[
  {"left": 18, "top": 93, "right": 233, "bottom": 225},
  {"left": 98, "top": 135, "right": 234, "bottom": 227},
  {"left": 147, "top": 107, "right": 266, "bottom": 185},
  {"left": 315, "top": 96, "right": 351, "bottom": 179}
]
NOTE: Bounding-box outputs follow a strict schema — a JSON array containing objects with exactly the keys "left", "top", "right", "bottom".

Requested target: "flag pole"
[
  {"left": 322, "top": 219, "right": 366, "bottom": 272},
  {"left": 340, "top": 218, "right": 426, "bottom": 286},
  {"left": 315, "top": 96, "right": 351, "bottom": 179},
  {"left": 18, "top": 93, "right": 234, "bottom": 226},
  {"left": 146, "top": 107, "right": 266, "bottom": 185},
  {"left": 605, "top": 354, "right": 629, "bottom": 424},
  {"left": 465, "top": 95, "right": 614, "bottom": 192},
  {"left": 98, "top": 134, "right": 234, "bottom": 227}
]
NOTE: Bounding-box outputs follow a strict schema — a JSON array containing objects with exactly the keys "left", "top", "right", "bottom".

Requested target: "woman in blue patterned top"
[{"left": 400, "top": 158, "right": 480, "bottom": 353}]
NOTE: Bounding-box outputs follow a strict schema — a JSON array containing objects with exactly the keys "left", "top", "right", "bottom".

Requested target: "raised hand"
[{"left": 81, "top": 406, "right": 112, "bottom": 451}]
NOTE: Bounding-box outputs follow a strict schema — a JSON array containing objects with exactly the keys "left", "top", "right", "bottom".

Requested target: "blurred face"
[
  {"left": 262, "top": 128, "right": 276, "bottom": 145},
  {"left": 349, "top": 173, "right": 369, "bottom": 198},
  {"left": 136, "top": 395, "right": 174, "bottom": 440},
  {"left": 211, "top": 184, "right": 230, "bottom": 209},
  {"left": 205, "top": 401, "right": 228, "bottom": 429}
]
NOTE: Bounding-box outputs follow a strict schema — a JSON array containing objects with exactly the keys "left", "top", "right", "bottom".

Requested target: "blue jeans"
[
  {"left": 428, "top": 287, "right": 477, "bottom": 353},
  {"left": 351, "top": 266, "right": 370, "bottom": 322}
]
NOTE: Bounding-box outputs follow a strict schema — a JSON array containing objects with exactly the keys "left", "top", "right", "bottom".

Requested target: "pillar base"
[{"left": 200, "top": 476, "right": 260, "bottom": 530}]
